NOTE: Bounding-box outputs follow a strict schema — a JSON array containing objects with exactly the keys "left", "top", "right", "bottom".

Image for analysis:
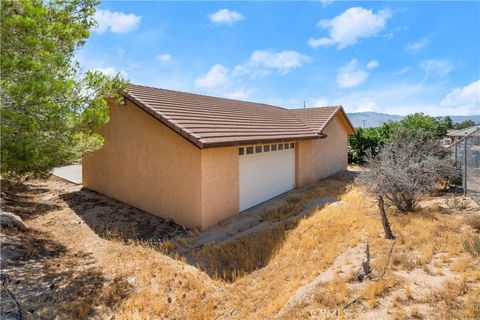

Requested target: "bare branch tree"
[{"left": 357, "top": 128, "right": 458, "bottom": 239}]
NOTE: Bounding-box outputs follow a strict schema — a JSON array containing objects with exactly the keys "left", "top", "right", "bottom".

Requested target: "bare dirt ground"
[{"left": 1, "top": 171, "right": 479, "bottom": 319}]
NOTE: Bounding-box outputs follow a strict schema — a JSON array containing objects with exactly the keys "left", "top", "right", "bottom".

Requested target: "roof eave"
[
  {"left": 202, "top": 133, "right": 326, "bottom": 149},
  {"left": 319, "top": 106, "right": 356, "bottom": 136},
  {"left": 124, "top": 93, "right": 326, "bottom": 149}
]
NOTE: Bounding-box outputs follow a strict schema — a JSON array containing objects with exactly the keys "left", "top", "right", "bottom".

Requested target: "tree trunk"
[{"left": 377, "top": 195, "right": 395, "bottom": 240}]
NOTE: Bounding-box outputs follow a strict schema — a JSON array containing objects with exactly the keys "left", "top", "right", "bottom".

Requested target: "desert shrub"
[
  {"left": 464, "top": 237, "right": 480, "bottom": 257},
  {"left": 446, "top": 197, "right": 469, "bottom": 210},
  {"left": 465, "top": 215, "right": 480, "bottom": 232},
  {"left": 357, "top": 128, "right": 457, "bottom": 212}
]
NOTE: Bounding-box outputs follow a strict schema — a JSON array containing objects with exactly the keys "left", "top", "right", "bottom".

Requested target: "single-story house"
[{"left": 83, "top": 85, "right": 355, "bottom": 230}]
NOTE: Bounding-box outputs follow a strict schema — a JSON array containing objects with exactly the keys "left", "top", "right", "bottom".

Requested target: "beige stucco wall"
[
  {"left": 200, "top": 147, "right": 239, "bottom": 229},
  {"left": 83, "top": 100, "right": 349, "bottom": 229},
  {"left": 296, "top": 116, "right": 349, "bottom": 186},
  {"left": 83, "top": 100, "right": 204, "bottom": 228},
  {"left": 295, "top": 140, "right": 314, "bottom": 187}
]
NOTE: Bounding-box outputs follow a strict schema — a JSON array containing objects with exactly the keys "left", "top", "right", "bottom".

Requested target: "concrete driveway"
[{"left": 52, "top": 164, "right": 82, "bottom": 184}]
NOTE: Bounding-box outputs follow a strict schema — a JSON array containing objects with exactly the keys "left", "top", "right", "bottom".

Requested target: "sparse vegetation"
[
  {"left": 358, "top": 128, "right": 458, "bottom": 213},
  {"left": 464, "top": 237, "right": 480, "bottom": 257},
  {"left": 2, "top": 172, "right": 478, "bottom": 319},
  {"left": 465, "top": 215, "right": 480, "bottom": 232},
  {"left": 447, "top": 196, "right": 470, "bottom": 210}
]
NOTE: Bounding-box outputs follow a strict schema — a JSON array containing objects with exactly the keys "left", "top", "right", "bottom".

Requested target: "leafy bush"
[
  {"left": 454, "top": 119, "right": 476, "bottom": 130},
  {"left": 349, "top": 113, "right": 451, "bottom": 164}
]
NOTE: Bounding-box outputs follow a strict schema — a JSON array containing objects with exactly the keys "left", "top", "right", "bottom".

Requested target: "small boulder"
[{"left": 0, "top": 212, "right": 28, "bottom": 231}]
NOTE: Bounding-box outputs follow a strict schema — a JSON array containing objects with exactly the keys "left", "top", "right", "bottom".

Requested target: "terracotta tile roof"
[
  {"left": 125, "top": 84, "right": 326, "bottom": 148},
  {"left": 290, "top": 106, "right": 356, "bottom": 135}
]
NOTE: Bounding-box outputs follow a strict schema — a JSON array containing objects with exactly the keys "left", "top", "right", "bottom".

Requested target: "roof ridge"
[
  {"left": 289, "top": 106, "right": 341, "bottom": 110},
  {"left": 128, "top": 83, "right": 288, "bottom": 111},
  {"left": 125, "top": 84, "right": 332, "bottom": 148}
]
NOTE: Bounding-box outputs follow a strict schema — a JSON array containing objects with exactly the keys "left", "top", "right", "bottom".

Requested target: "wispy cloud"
[
  {"left": 233, "top": 50, "right": 311, "bottom": 78},
  {"left": 441, "top": 80, "right": 480, "bottom": 113},
  {"left": 406, "top": 36, "right": 431, "bottom": 53},
  {"left": 308, "top": 7, "right": 392, "bottom": 49},
  {"left": 156, "top": 54, "right": 173, "bottom": 62},
  {"left": 420, "top": 59, "right": 453, "bottom": 78},
  {"left": 367, "top": 60, "right": 379, "bottom": 69},
  {"left": 208, "top": 9, "right": 244, "bottom": 26},
  {"left": 393, "top": 67, "right": 411, "bottom": 76},
  {"left": 336, "top": 59, "right": 378, "bottom": 88},
  {"left": 319, "top": 0, "right": 333, "bottom": 6},
  {"left": 94, "top": 9, "right": 141, "bottom": 34}
]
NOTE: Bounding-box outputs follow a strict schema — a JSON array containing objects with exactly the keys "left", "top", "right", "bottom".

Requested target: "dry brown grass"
[
  {"left": 465, "top": 214, "right": 480, "bottom": 232},
  {"left": 194, "top": 222, "right": 290, "bottom": 281},
  {"left": 9, "top": 175, "right": 480, "bottom": 320},
  {"left": 363, "top": 275, "right": 400, "bottom": 308}
]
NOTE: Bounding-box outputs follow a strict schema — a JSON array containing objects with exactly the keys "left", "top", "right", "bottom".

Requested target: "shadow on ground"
[
  {"left": 2, "top": 183, "right": 62, "bottom": 221},
  {"left": 60, "top": 190, "right": 188, "bottom": 243},
  {"left": 0, "top": 227, "right": 129, "bottom": 320},
  {"left": 1, "top": 182, "right": 131, "bottom": 320},
  {"left": 59, "top": 171, "right": 358, "bottom": 282}
]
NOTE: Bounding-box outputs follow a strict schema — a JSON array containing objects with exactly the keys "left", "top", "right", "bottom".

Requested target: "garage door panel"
[{"left": 239, "top": 148, "right": 295, "bottom": 211}]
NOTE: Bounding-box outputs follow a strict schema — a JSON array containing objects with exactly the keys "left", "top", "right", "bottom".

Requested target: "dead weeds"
[{"left": 2, "top": 173, "right": 480, "bottom": 319}]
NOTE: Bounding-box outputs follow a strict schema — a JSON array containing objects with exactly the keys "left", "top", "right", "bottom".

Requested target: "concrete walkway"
[{"left": 52, "top": 165, "right": 82, "bottom": 185}]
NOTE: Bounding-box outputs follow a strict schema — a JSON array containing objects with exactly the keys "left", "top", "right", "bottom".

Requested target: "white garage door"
[{"left": 239, "top": 143, "right": 295, "bottom": 211}]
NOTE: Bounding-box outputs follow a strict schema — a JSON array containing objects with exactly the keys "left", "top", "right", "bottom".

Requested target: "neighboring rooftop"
[
  {"left": 447, "top": 125, "right": 480, "bottom": 137},
  {"left": 125, "top": 85, "right": 352, "bottom": 148}
]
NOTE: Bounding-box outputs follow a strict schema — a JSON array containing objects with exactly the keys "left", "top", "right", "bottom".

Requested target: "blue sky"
[{"left": 78, "top": 1, "right": 480, "bottom": 116}]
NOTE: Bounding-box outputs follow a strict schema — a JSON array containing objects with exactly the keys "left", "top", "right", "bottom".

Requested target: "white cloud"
[
  {"left": 406, "top": 36, "right": 431, "bottom": 53},
  {"left": 223, "top": 89, "right": 253, "bottom": 100},
  {"left": 308, "top": 7, "right": 392, "bottom": 49},
  {"left": 234, "top": 50, "right": 311, "bottom": 77},
  {"left": 313, "top": 98, "right": 329, "bottom": 107},
  {"left": 194, "top": 64, "right": 229, "bottom": 88},
  {"left": 420, "top": 59, "right": 453, "bottom": 78},
  {"left": 367, "top": 60, "right": 379, "bottom": 69},
  {"left": 209, "top": 9, "right": 244, "bottom": 26},
  {"left": 94, "top": 9, "right": 141, "bottom": 34},
  {"left": 441, "top": 80, "right": 480, "bottom": 113},
  {"left": 355, "top": 101, "right": 380, "bottom": 112},
  {"left": 319, "top": 0, "right": 333, "bottom": 6},
  {"left": 336, "top": 59, "right": 373, "bottom": 88},
  {"left": 393, "top": 67, "right": 411, "bottom": 75},
  {"left": 319, "top": 79, "right": 479, "bottom": 116},
  {"left": 94, "top": 67, "right": 127, "bottom": 77},
  {"left": 156, "top": 54, "right": 172, "bottom": 62}
]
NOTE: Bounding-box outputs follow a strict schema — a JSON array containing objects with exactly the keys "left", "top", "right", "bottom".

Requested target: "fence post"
[
  {"left": 464, "top": 136, "right": 467, "bottom": 196},
  {"left": 455, "top": 142, "right": 457, "bottom": 163}
]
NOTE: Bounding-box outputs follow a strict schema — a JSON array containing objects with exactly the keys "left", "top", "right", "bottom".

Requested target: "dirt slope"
[{"left": 1, "top": 174, "right": 479, "bottom": 319}]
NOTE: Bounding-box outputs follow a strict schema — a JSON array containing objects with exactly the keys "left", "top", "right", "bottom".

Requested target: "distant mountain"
[
  {"left": 346, "top": 112, "right": 403, "bottom": 128},
  {"left": 347, "top": 112, "right": 480, "bottom": 128}
]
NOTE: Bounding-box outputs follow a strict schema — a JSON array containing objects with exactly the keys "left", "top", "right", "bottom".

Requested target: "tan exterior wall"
[
  {"left": 83, "top": 100, "right": 349, "bottom": 229},
  {"left": 200, "top": 147, "right": 239, "bottom": 229},
  {"left": 83, "top": 100, "right": 204, "bottom": 228},
  {"left": 296, "top": 116, "right": 349, "bottom": 186},
  {"left": 295, "top": 140, "right": 314, "bottom": 187}
]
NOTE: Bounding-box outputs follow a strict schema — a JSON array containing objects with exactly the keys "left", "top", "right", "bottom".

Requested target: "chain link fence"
[{"left": 447, "top": 127, "right": 480, "bottom": 203}]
